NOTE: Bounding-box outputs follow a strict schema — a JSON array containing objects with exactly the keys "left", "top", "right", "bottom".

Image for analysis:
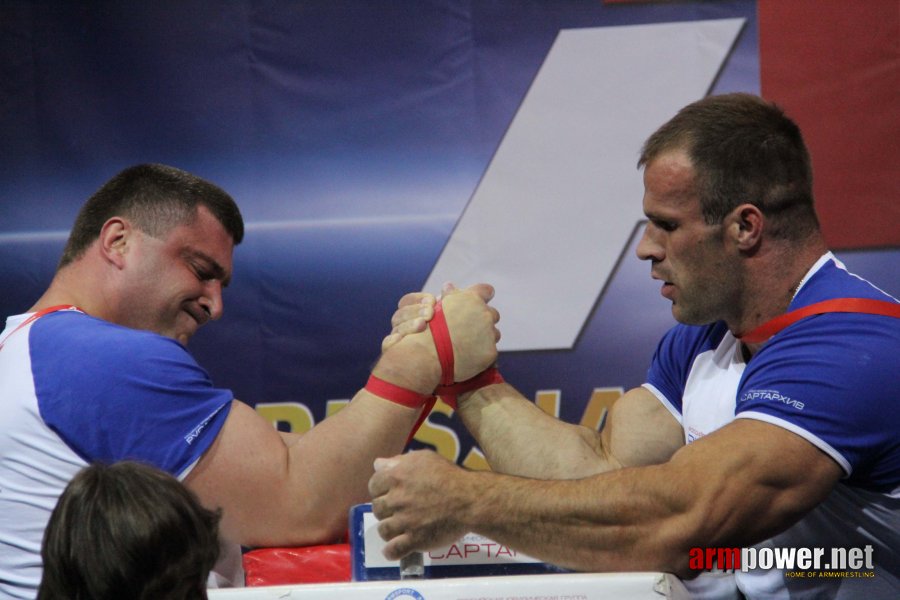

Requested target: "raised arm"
[
  {"left": 184, "top": 285, "right": 499, "bottom": 548},
  {"left": 382, "top": 285, "right": 684, "bottom": 478},
  {"left": 369, "top": 418, "right": 842, "bottom": 576}
]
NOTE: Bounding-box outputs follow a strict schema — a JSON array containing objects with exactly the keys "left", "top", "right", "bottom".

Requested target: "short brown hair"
[
  {"left": 59, "top": 164, "right": 244, "bottom": 269},
  {"left": 639, "top": 93, "right": 819, "bottom": 240}
]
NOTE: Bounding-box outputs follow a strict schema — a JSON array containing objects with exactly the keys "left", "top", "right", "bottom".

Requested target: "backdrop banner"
[{"left": 1, "top": 1, "right": 896, "bottom": 468}]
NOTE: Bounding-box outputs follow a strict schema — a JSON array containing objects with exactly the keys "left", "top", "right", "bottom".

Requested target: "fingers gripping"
[
  {"left": 440, "top": 292, "right": 500, "bottom": 382},
  {"left": 391, "top": 301, "right": 435, "bottom": 329},
  {"left": 370, "top": 457, "right": 416, "bottom": 558},
  {"left": 382, "top": 282, "right": 497, "bottom": 357},
  {"left": 382, "top": 298, "right": 435, "bottom": 352},
  {"left": 369, "top": 452, "right": 469, "bottom": 561}
]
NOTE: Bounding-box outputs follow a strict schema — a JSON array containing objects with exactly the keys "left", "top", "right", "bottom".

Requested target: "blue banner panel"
[{"left": 2, "top": 1, "right": 896, "bottom": 468}]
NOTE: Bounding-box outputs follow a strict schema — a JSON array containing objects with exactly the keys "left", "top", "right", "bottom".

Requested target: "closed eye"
[
  {"left": 651, "top": 218, "right": 677, "bottom": 232},
  {"left": 193, "top": 265, "right": 216, "bottom": 281},
  {"left": 182, "top": 248, "right": 230, "bottom": 287}
]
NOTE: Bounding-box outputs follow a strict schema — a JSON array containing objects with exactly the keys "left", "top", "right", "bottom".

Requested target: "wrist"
[
  {"left": 372, "top": 337, "right": 441, "bottom": 395},
  {"left": 452, "top": 467, "right": 490, "bottom": 532},
  {"left": 436, "top": 367, "right": 504, "bottom": 410}
]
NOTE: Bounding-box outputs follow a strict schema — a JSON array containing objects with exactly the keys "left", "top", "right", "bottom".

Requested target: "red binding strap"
[
  {"left": 736, "top": 298, "right": 900, "bottom": 344},
  {"left": 364, "top": 374, "right": 433, "bottom": 408},
  {"left": 429, "top": 298, "right": 503, "bottom": 408},
  {"left": 365, "top": 297, "right": 504, "bottom": 444},
  {"left": 364, "top": 375, "right": 435, "bottom": 445},
  {"left": 435, "top": 367, "right": 504, "bottom": 410},
  {"left": 430, "top": 301, "right": 455, "bottom": 386},
  {"left": 406, "top": 397, "right": 437, "bottom": 445}
]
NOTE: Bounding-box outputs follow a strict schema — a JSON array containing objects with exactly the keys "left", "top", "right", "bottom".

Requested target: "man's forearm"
[
  {"left": 450, "top": 462, "right": 707, "bottom": 576},
  {"left": 275, "top": 390, "right": 421, "bottom": 544},
  {"left": 372, "top": 451, "right": 697, "bottom": 575},
  {"left": 452, "top": 420, "right": 842, "bottom": 576},
  {"left": 283, "top": 329, "right": 446, "bottom": 542},
  {"left": 457, "top": 383, "right": 612, "bottom": 479}
]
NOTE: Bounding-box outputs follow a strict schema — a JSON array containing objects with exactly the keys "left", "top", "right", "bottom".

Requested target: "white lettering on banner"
[{"left": 424, "top": 19, "right": 746, "bottom": 351}]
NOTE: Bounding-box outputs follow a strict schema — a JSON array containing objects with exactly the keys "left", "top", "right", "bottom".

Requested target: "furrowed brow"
[{"left": 185, "top": 249, "right": 231, "bottom": 287}]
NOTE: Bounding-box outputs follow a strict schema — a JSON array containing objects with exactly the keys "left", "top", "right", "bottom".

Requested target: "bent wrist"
[{"left": 372, "top": 337, "right": 441, "bottom": 395}]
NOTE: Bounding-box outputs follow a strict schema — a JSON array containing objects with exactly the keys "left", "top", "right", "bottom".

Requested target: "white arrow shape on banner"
[{"left": 423, "top": 19, "right": 746, "bottom": 351}]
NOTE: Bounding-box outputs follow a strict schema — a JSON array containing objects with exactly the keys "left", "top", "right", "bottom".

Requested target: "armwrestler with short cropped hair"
[{"left": 0, "top": 163, "right": 500, "bottom": 598}]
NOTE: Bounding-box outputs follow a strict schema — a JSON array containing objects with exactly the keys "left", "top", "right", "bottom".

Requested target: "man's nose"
[
  {"left": 200, "top": 281, "right": 224, "bottom": 321},
  {"left": 636, "top": 222, "right": 663, "bottom": 262}
]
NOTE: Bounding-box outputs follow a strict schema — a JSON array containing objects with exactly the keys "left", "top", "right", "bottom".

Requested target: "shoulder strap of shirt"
[
  {"left": 737, "top": 298, "right": 900, "bottom": 344},
  {"left": 0, "top": 305, "right": 84, "bottom": 351}
]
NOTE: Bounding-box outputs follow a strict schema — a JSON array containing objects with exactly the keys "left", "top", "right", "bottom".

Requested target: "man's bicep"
[
  {"left": 670, "top": 419, "right": 843, "bottom": 547},
  {"left": 185, "top": 400, "right": 293, "bottom": 546},
  {"left": 601, "top": 386, "right": 684, "bottom": 468}
]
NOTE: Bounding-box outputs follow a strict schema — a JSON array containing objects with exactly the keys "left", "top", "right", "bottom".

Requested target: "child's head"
[{"left": 38, "top": 461, "right": 221, "bottom": 600}]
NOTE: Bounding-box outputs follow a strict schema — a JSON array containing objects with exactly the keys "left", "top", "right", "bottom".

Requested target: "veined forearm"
[
  {"left": 459, "top": 383, "right": 614, "bottom": 479},
  {"left": 369, "top": 420, "right": 841, "bottom": 578},
  {"left": 458, "top": 464, "right": 699, "bottom": 575},
  {"left": 456, "top": 420, "right": 841, "bottom": 575}
]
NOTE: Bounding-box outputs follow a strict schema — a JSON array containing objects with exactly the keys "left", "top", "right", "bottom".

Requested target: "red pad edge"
[{"left": 243, "top": 544, "right": 351, "bottom": 586}]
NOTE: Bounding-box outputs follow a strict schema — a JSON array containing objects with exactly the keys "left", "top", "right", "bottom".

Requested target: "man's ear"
[
  {"left": 725, "top": 203, "right": 764, "bottom": 251},
  {"left": 98, "top": 217, "right": 131, "bottom": 268}
]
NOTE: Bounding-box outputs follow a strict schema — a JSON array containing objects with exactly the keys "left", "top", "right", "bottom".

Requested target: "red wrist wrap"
[
  {"left": 435, "top": 367, "right": 504, "bottom": 410},
  {"left": 366, "top": 298, "right": 504, "bottom": 445},
  {"left": 364, "top": 375, "right": 436, "bottom": 446},
  {"left": 429, "top": 299, "right": 503, "bottom": 408},
  {"left": 430, "top": 301, "right": 455, "bottom": 386},
  {"left": 364, "top": 375, "right": 432, "bottom": 408}
]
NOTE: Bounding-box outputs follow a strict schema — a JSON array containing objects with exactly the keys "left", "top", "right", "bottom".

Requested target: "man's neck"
[
  {"left": 730, "top": 237, "right": 829, "bottom": 345},
  {"left": 29, "top": 264, "right": 109, "bottom": 320}
]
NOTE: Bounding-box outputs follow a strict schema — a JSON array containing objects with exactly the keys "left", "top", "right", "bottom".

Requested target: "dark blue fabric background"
[{"left": 2, "top": 1, "right": 896, "bottom": 459}]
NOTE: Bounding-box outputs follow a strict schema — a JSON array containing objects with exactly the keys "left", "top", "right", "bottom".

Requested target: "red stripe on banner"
[{"left": 759, "top": 0, "right": 900, "bottom": 249}]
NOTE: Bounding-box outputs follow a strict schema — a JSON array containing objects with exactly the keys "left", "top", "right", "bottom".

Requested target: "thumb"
[
  {"left": 373, "top": 457, "right": 400, "bottom": 472},
  {"left": 440, "top": 281, "right": 458, "bottom": 297}
]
